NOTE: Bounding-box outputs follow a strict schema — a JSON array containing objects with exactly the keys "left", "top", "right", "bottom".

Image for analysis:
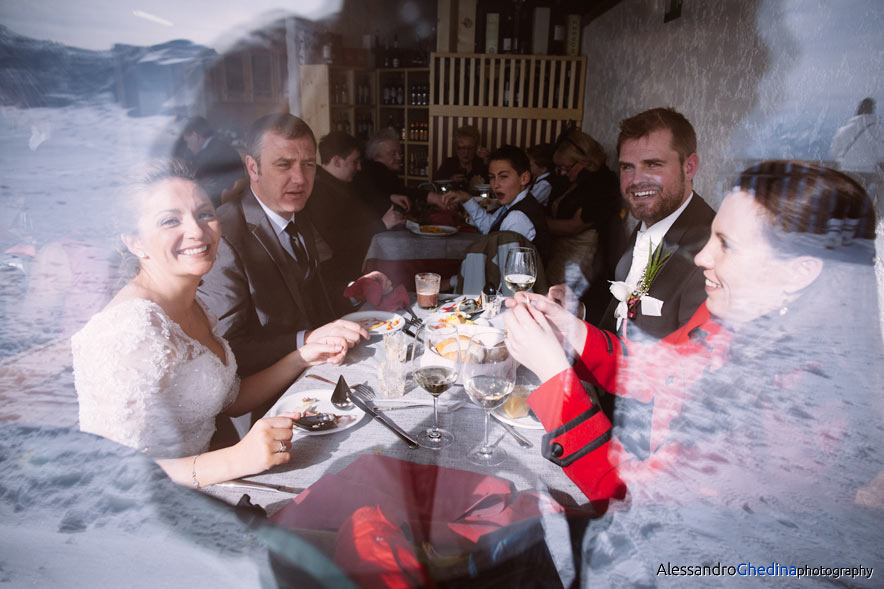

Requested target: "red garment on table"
[
  {"left": 343, "top": 280, "right": 410, "bottom": 312},
  {"left": 527, "top": 303, "right": 731, "bottom": 502}
]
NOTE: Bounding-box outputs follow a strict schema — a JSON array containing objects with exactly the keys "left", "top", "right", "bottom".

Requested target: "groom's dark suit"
[
  {"left": 199, "top": 191, "right": 336, "bottom": 377},
  {"left": 595, "top": 193, "right": 715, "bottom": 459},
  {"left": 597, "top": 193, "right": 715, "bottom": 340}
]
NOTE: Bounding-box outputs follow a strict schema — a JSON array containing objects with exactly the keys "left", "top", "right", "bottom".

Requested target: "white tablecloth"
[{"left": 201, "top": 302, "right": 585, "bottom": 515}]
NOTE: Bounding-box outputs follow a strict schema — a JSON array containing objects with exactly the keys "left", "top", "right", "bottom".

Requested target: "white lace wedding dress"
[{"left": 71, "top": 298, "right": 239, "bottom": 459}]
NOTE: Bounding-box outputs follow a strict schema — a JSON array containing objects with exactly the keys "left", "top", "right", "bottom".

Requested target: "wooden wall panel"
[{"left": 429, "top": 52, "right": 585, "bottom": 175}]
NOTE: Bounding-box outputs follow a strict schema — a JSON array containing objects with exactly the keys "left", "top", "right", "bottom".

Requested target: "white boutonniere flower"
[{"left": 610, "top": 241, "right": 670, "bottom": 331}]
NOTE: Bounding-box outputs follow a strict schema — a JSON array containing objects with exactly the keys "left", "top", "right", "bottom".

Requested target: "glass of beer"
[{"left": 415, "top": 272, "right": 441, "bottom": 308}]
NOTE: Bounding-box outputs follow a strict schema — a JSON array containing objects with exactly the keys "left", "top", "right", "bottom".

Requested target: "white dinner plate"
[
  {"left": 491, "top": 385, "right": 543, "bottom": 430},
  {"left": 492, "top": 405, "right": 543, "bottom": 430},
  {"left": 407, "top": 224, "right": 458, "bottom": 238},
  {"left": 266, "top": 388, "right": 366, "bottom": 436},
  {"left": 340, "top": 310, "right": 405, "bottom": 336}
]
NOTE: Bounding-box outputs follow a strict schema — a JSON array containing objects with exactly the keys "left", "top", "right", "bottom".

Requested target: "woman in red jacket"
[{"left": 505, "top": 161, "right": 882, "bottom": 511}]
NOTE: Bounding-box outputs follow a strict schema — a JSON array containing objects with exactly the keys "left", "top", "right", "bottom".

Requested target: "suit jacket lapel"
[{"left": 241, "top": 193, "right": 308, "bottom": 315}]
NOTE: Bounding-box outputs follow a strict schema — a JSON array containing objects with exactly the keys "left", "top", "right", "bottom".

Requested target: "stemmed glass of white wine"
[
  {"left": 504, "top": 247, "right": 537, "bottom": 293},
  {"left": 463, "top": 329, "right": 516, "bottom": 466},
  {"left": 410, "top": 324, "right": 460, "bottom": 449}
]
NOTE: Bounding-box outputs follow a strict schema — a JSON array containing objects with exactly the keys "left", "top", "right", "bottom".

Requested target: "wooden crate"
[{"left": 429, "top": 52, "right": 586, "bottom": 173}]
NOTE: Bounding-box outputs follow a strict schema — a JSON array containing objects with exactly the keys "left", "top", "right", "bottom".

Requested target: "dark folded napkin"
[{"left": 344, "top": 280, "right": 410, "bottom": 312}]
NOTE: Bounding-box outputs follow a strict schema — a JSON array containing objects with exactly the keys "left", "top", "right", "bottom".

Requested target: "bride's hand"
[
  {"left": 235, "top": 415, "right": 296, "bottom": 474},
  {"left": 295, "top": 339, "right": 348, "bottom": 366},
  {"left": 504, "top": 301, "right": 571, "bottom": 382}
]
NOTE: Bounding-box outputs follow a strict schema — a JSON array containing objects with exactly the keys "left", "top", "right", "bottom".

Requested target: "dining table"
[
  {"left": 361, "top": 225, "right": 482, "bottom": 289},
  {"left": 200, "top": 297, "right": 585, "bottom": 517}
]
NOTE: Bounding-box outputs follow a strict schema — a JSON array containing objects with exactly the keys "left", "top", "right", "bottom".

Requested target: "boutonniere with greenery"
[{"left": 610, "top": 241, "right": 671, "bottom": 332}]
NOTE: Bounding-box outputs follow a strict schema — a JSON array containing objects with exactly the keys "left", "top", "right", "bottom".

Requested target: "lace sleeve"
[{"left": 72, "top": 302, "right": 180, "bottom": 454}]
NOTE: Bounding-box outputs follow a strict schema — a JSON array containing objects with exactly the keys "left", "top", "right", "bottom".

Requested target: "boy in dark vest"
[{"left": 448, "top": 144, "right": 551, "bottom": 259}]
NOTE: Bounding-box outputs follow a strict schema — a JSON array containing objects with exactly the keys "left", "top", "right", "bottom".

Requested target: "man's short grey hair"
[{"left": 365, "top": 128, "right": 400, "bottom": 162}]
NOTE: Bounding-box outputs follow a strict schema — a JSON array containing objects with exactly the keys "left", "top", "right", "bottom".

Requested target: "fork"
[
  {"left": 403, "top": 308, "right": 423, "bottom": 329},
  {"left": 354, "top": 383, "right": 376, "bottom": 400}
]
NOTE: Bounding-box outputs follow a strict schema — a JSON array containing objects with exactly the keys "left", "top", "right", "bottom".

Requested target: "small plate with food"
[
  {"left": 425, "top": 311, "right": 477, "bottom": 331},
  {"left": 341, "top": 311, "right": 405, "bottom": 336},
  {"left": 492, "top": 385, "right": 542, "bottom": 430},
  {"left": 266, "top": 389, "right": 366, "bottom": 436},
  {"left": 408, "top": 224, "right": 458, "bottom": 238},
  {"left": 438, "top": 296, "right": 483, "bottom": 315}
]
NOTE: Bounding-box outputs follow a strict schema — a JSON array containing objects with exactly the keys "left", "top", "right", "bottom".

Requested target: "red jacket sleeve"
[{"left": 526, "top": 368, "right": 625, "bottom": 502}]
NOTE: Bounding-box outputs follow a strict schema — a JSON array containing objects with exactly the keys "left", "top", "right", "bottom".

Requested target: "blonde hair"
[{"left": 554, "top": 129, "right": 606, "bottom": 170}]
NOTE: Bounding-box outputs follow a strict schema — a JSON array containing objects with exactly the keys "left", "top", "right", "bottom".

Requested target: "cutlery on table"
[
  {"left": 305, "top": 373, "right": 336, "bottom": 386},
  {"left": 376, "top": 399, "right": 466, "bottom": 413},
  {"left": 215, "top": 479, "right": 304, "bottom": 495},
  {"left": 331, "top": 375, "right": 353, "bottom": 409},
  {"left": 348, "top": 382, "right": 420, "bottom": 448},
  {"left": 498, "top": 420, "right": 533, "bottom": 448}
]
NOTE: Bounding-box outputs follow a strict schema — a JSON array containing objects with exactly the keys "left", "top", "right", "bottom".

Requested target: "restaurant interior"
[{"left": 0, "top": 0, "right": 882, "bottom": 586}]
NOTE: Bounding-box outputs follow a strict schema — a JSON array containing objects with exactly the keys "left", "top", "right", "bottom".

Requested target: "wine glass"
[
  {"left": 504, "top": 247, "right": 537, "bottom": 293},
  {"left": 410, "top": 324, "right": 460, "bottom": 449},
  {"left": 463, "top": 329, "right": 516, "bottom": 466}
]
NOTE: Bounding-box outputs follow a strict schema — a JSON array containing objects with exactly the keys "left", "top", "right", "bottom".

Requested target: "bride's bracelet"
[{"left": 192, "top": 454, "right": 201, "bottom": 488}]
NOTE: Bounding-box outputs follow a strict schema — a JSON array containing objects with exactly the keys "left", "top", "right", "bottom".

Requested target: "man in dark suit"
[
  {"left": 594, "top": 107, "right": 715, "bottom": 459},
  {"left": 307, "top": 131, "right": 403, "bottom": 314},
  {"left": 182, "top": 116, "right": 245, "bottom": 208},
  {"left": 597, "top": 107, "right": 715, "bottom": 339},
  {"left": 198, "top": 114, "right": 369, "bottom": 379}
]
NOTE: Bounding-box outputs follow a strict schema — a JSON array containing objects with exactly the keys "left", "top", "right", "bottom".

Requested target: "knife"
[
  {"left": 347, "top": 382, "right": 420, "bottom": 448},
  {"left": 498, "top": 421, "right": 533, "bottom": 448},
  {"left": 215, "top": 479, "right": 305, "bottom": 495}
]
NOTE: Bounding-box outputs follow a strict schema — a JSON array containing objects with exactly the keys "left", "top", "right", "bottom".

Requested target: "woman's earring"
[{"left": 136, "top": 252, "right": 146, "bottom": 259}]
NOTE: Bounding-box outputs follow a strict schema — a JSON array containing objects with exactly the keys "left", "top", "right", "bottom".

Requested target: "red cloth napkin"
[{"left": 344, "top": 280, "right": 410, "bottom": 312}]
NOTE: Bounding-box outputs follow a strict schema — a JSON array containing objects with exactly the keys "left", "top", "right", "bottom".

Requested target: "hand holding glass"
[
  {"left": 463, "top": 329, "right": 516, "bottom": 466},
  {"left": 504, "top": 247, "right": 537, "bottom": 293},
  {"left": 410, "top": 324, "right": 460, "bottom": 449}
]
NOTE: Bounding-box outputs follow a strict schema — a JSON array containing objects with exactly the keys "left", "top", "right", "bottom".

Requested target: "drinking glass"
[
  {"left": 410, "top": 324, "right": 460, "bottom": 449},
  {"left": 504, "top": 247, "right": 537, "bottom": 293},
  {"left": 463, "top": 329, "right": 516, "bottom": 466},
  {"left": 415, "top": 272, "right": 441, "bottom": 308}
]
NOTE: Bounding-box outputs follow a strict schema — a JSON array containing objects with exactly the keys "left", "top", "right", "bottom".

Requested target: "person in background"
[
  {"left": 72, "top": 161, "right": 344, "bottom": 488},
  {"left": 526, "top": 143, "right": 565, "bottom": 208},
  {"left": 434, "top": 125, "right": 489, "bottom": 188},
  {"left": 505, "top": 160, "right": 882, "bottom": 582},
  {"left": 447, "top": 145, "right": 550, "bottom": 259},
  {"left": 180, "top": 116, "right": 246, "bottom": 208},
  {"left": 356, "top": 128, "right": 448, "bottom": 216},
  {"left": 830, "top": 97, "right": 884, "bottom": 213},
  {"left": 306, "top": 131, "right": 403, "bottom": 313},
  {"left": 544, "top": 129, "right": 622, "bottom": 303}
]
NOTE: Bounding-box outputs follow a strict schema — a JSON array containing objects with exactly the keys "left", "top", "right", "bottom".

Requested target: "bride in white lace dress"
[{"left": 72, "top": 163, "right": 345, "bottom": 488}]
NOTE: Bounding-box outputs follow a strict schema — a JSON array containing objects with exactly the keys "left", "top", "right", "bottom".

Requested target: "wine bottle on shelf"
[
  {"left": 391, "top": 34, "right": 400, "bottom": 68},
  {"left": 501, "top": 11, "right": 514, "bottom": 53}
]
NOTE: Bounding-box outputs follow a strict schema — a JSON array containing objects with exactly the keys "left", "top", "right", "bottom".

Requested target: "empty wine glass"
[
  {"left": 504, "top": 247, "right": 537, "bottom": 293},
  {"left": 463, "top": 329, "right": 516, "bottom": 466},
  {"left": 410, "top": 324, "right": 460, "bottom": 449}
]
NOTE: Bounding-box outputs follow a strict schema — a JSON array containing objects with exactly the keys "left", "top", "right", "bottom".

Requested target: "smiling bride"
[{"left": 71, "top": 161, "right": 345, "bottom": 488}]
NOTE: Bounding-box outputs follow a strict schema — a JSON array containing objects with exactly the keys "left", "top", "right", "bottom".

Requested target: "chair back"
[{"left": 456, "top": 231, "right": 547, "bottom": 295}]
